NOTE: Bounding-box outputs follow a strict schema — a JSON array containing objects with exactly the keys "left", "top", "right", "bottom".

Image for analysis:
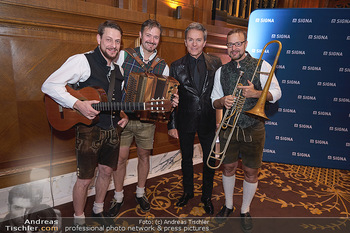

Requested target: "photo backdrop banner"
[{"left": 246, "top": 8, "right": 349, "bottom": 170}]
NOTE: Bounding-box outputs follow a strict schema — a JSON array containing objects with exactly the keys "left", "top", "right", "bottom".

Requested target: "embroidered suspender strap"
[
  {"left": 124, "top": 48, "right": 147, "bottom": 71},
  {"left": 107, "top": 68, "right": 116, "bottom": 101},
  {"left": 124, "top": 48, "right": 164, "bottom": 73},
  {"left": 148, "top": 55, "right": 164, "bottom": 72}
]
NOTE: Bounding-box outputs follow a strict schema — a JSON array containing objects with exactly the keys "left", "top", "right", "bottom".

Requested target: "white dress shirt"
[
  {"left": 41, "top": 51, "right": 121, "bottom": 109},
  {"left": 211, "top": 60, "right": 282, "bottom": 107}
]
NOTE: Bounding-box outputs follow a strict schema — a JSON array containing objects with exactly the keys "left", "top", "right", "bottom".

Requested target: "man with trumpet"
[{"left": 211, "top": 29, "right": 281, "bottom": 231}]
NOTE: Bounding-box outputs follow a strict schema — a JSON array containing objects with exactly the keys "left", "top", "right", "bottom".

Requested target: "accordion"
[{"left": 125, "top": 72, "right": 179, "bottom": 121}]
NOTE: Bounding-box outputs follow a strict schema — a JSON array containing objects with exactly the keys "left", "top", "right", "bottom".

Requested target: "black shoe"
[
  {"left": 176, "top": 193, "right": 194, "bottom": 207},
  {"left": 135, "top": 195, "right": 150, "bottom": 212},
  {"left": 108, "top": 198, "right": 124, "bottom": 217},
  {"left": 216, "top": 205, "right": 233, "bottom": 217},
  {"left": 240, "top": 212, "right": 253, "bottom": 231},
  {"left": 91, "top": 211, "right": 113, "bottom": 226},
  {"left": 201, "top": 197, "right": 214, "bottom": 215}
]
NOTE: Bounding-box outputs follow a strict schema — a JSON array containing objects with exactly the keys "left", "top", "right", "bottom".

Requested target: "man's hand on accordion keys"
[{"left": 171, "top": 93, "right": 179, "bottom": 108}]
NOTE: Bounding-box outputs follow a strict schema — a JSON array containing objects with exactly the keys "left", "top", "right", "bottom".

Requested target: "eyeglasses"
[{"left": 226, "top": 41, "right": 246, "bottom": 48}]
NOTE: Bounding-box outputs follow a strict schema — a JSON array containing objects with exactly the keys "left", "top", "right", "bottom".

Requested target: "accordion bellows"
[{"left": 125, "top": 72, "right": 179, "bottom": 102}]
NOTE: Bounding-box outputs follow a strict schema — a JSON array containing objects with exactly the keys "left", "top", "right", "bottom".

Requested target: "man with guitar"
[
  {"left": 107, "top": 19, "right": 177, "bottom": 217},
  {"left": 41, "top": 20, "right": 128, "bottom": 225}
]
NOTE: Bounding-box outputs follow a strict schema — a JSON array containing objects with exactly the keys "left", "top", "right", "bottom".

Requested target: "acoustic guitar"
[{"left": 44, "top": 85, "right": 172, "bottom": 131}]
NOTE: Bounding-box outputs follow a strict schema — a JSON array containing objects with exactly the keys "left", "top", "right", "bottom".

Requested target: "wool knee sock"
[
  {"left": 222, "top": 174, "right": 236, "bottom": 209},
  {"left": 241, "top": 180, "right": 258, "bottom": 214}
]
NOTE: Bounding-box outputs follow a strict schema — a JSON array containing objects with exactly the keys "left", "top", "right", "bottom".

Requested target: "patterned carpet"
[
  {"left": 57, "top": 161, "right": 350, "bottom": 233},
  {"left": 112, "top": 162, "right": 350, "bottom": 219}
]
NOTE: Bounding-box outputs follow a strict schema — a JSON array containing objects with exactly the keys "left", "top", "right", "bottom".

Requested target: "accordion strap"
[{"left": 124, "top": 48, "right": 164, "bottom": 73}]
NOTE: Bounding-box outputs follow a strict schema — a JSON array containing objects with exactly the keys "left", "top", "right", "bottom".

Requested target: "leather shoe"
[
  {"left": 91, "top": 211, "right": 113, "bottom": 226},
  {"left": 108, "top": 198, "right": 124, "bottom": 217},
  {"left": 201, "top": 197, "right": 214, "bottom": 215},
  {"left": 216, "top": 205, "right": 233, "bottom": 217},
  {"left": 240, "top": 212, "right": 253, "bottom": 231},
  {"left": 176, "top": 193, "right": 194, "bottom": 207},
  {"left": 135, "top": 195, "right": 150, "bottom": 212}
]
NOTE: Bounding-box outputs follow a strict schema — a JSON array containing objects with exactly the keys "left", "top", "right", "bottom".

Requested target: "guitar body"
[{"left": 44, "top": 86, "right": 107, "bottom": 131}]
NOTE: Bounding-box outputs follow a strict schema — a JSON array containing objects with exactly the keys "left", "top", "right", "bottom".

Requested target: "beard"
[
  {"left": 101, "top": 47, "right": 118, "bottom": 61},
  {"left": 143, "top": 41, "right": 157, "bottom": 53},
  {"left": 229, "top": 50, "right": 245, "bottom": 61}
]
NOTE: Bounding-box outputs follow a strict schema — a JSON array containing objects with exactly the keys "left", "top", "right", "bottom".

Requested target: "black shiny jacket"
[{"left": 167, "top": 53, "right": 222, "bottom": 133}]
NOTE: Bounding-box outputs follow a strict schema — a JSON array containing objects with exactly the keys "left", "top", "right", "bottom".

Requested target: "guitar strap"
[
  {"left": 124, "top": 48, "right": 164, "bottom": 73},
  {"left": 107, "top": 68, "right": 116, "bottom": 102}
]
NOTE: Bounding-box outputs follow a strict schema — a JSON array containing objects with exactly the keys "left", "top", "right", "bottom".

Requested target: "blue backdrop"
[{"left": 246, "top": 8, "right": 349, "bottom": 170}]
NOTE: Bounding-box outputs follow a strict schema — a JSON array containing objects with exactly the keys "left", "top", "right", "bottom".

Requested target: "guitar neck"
[{"left": 92, "top": 102, "right": 145, "bottom": 111}]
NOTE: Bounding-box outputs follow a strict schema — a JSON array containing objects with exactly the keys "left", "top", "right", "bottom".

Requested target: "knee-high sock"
[
  {"left": 241, "top": 180, "right": 258, "bottom": 214},
  {"left": 222, "top": 174, "right": 236, "bottom": 209}
]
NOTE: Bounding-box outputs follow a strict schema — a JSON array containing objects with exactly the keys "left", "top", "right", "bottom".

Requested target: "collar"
[
  {"left": 187, "top": 52, "right": 205, "bottom": 65},
  {"left": 96, "top": 46, "right": 115, "bottom": 70},
  {"left": 140, "top": 45, "right": 157, "bottom": 62}
]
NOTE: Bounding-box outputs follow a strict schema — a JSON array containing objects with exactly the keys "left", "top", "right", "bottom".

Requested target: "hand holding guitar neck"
[{"left": 73, "top": 99, "right": 100, "bottom": 120}]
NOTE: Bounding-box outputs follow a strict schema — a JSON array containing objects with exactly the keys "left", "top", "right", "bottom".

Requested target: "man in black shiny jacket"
[{"left": 168, "top": 22, "right": 222, "bottom": 215}]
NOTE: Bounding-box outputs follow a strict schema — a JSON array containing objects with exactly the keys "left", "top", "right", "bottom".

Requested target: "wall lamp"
[{"left": 174, "top": 6, "right": 182, "bottom": 19}]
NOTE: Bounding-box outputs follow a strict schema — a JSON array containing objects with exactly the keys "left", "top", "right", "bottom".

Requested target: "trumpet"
[{"left": 207, "top": 40, "right": 282, "bottom": 169}]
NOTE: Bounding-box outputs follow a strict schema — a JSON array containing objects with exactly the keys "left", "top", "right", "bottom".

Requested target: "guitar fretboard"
[{"left": 92, "top": 102, "right": 145, "bottom": 111}]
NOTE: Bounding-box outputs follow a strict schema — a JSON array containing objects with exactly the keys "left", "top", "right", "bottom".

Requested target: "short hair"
[
  {"left": 98, "top": 20, "right": 123, "bottom": 36},
  {"left": 227, "top": 28, "right": 247, "bottom": 41},
  {"left": 141, "top": 19, "right": 163, "bottom": 34},
  {"left": 26, "top": 204, "right": 58, "bottom": 231},
  {"left": 185, "top": 22, "right": 207, "bottom": 41},
  {"left": 8, "top": 185, "right": 32, "bottom": 205}
]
